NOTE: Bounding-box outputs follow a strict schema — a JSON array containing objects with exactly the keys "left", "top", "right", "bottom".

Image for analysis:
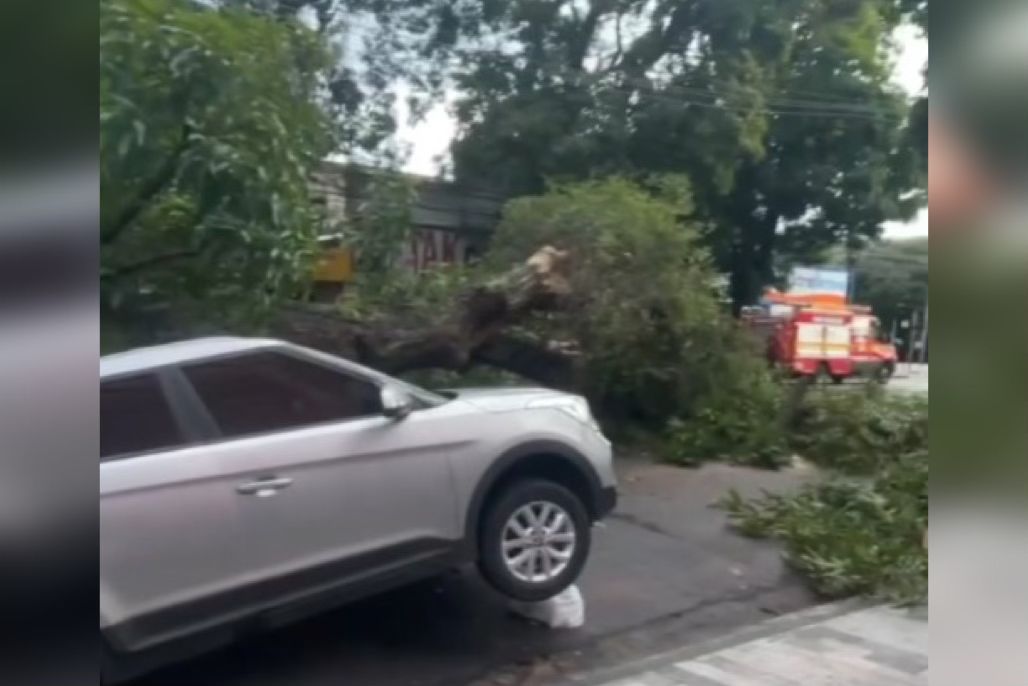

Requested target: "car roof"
[{"left": 100, "top": 337, "right": 283, "bottom": 378}]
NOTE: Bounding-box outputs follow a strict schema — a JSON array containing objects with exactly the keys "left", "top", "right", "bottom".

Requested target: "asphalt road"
[
  {"left": 133, "top": 457, "right": 818, "bottom": 686},
  {"left": 828, "top": 363, "right": 928, "bottom": 394}
]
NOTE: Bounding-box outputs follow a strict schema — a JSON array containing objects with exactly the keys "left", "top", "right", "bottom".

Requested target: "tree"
[
  {"left": 816, "top": 236, "right": 927, "bottom": 332},
  {"left": 898, "top": 0, "right": 927, "bottom": 203},
  {"left": 354, "top": 0, "right": 926, "bottom": 312},
  {"left": 703, "top": 0, "right": 921, "bottom": 311},
  {"left": 273, "top": 178, "right": 774, "bottom": 424},
  {"left": 216, "top": 0, "right": 406, "bottom": 157},
  {"left": 337, "top": 170, "right": 418, "bottom": 277},
  {"left": 851, "top": 238, "right": 928, "bottom": 331},
  {"left": 101, "top": 0, "right": 334, "bottom": 338},
  {"left": 485, "top": 177, "right": 733, "bottom": 422}
]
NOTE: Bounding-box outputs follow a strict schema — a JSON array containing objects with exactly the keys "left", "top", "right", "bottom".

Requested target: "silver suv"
[{"left": 100, "top": 337, "right": 616, "bottom": 680}]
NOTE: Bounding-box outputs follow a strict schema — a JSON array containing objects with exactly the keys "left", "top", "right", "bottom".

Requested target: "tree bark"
[
  {"left": 108, "top": 248, "right": 200, "bottom": 278},
  {"left": 269, "top": 246, "right": 584, "bottom": 388},
  {"left": 725, "top": 166, "right": 780, "bottom": 315},
  {"left": 729, "top": 215, "right": 778, "bottom": 316}
]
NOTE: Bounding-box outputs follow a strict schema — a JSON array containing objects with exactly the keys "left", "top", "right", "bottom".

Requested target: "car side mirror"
[{"left": 380, "top": 385, "right": 414, "bottom": 420}]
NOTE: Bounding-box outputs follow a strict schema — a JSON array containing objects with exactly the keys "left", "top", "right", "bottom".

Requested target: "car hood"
[{"left": 443, "top": 387, "right": 571, "bottom": 413}]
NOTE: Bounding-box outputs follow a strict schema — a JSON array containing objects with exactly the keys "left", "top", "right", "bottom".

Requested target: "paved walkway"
[{"left": 574, "top": 604, "right": 927, "bottom": 686}]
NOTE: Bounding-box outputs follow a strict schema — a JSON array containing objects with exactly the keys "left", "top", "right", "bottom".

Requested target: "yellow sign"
[{"left": 313, "top": 247, "right": 354, "bottom": 283}]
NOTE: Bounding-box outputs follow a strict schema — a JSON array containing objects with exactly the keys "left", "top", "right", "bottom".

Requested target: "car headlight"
[{"left": 528, "top": 395, "right": 601, "bottom": 431}]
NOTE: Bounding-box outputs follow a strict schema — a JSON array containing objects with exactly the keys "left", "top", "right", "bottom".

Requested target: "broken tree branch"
[{"left": 270, "top": 246, "right": 582, "bottom": 388}]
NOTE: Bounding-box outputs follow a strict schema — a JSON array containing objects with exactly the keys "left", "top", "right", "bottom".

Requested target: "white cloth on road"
[{"left": 508, "top": 584, "right": 585, "bottom": 628}]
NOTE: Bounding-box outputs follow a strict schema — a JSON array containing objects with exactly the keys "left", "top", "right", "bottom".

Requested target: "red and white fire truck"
[
  {"left": 847, "top": 306, "right": 898, "bottom": 381},
  {"left": 742, "top": 290, "right": 897, "bottom": 383}
]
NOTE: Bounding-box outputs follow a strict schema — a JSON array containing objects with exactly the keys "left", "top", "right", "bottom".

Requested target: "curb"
[{"left": 564, "top": 599, "right": 870, "bottom": 685}]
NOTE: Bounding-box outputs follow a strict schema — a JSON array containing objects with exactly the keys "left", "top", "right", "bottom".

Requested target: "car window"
[
  {"left": 101, "top": 374, "right": 186, "bottom": 459},
  {"left": 182, "top": 351, "right": 383, "bottom": 439}
]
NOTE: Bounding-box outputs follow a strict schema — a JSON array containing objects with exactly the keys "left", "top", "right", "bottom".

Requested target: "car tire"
[{"left": 477, "top": 479, "right": 591, "bottom": 602}]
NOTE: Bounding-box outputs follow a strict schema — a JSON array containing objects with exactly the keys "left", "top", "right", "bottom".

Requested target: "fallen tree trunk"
[{"left": 270, "top": 246, "right": 584, "bottom": 389}]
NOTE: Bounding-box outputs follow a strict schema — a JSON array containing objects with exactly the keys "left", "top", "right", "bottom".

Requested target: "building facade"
[{"left": 309, "top": 162, "right": 504, "bottom": 293}]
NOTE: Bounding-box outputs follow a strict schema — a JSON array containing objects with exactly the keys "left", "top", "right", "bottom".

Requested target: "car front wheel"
[{"left": 477, "top": 479, "right": 591, "bottom": 602}]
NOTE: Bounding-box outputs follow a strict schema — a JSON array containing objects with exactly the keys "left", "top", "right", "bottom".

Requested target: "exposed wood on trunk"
[
  {"left": 474, "top": 335, "right": 581, "bottom": 390},
  {"left": 269, "top": 246, "right": 583, "bottom": 388}
]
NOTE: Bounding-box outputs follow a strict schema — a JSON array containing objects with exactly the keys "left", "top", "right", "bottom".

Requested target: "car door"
[
  {"left": 100, "top": 370, "right": 244, "bottom": 652},
  {"left": 174, "top": 348, "right": 464, "bottom": 615}
]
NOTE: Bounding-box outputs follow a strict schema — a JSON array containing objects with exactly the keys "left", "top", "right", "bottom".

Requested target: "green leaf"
[
  {"left": 101, "top": 0, "right": 332, "bottom": 334},
  {"left": 116, "top": 132, "right": 132, "bottom": 157}
]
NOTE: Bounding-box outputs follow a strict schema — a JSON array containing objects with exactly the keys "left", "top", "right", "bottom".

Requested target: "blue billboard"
[{"left": 788, "top": 266, "right": 851, "bottom": 297}]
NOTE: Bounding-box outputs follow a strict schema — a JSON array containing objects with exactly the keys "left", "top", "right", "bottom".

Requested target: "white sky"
[{"left": 397, "top": 23, "right": 929, "bottom": 239}]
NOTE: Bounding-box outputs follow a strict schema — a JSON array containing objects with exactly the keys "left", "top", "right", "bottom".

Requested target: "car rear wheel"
[{"left": 477, "top": 479, "right": 591, "bottom": 602}]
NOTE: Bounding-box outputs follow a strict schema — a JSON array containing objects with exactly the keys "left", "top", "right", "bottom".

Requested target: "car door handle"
[{"left": 237, "top": 477, "right": 294, "bottom": 497}]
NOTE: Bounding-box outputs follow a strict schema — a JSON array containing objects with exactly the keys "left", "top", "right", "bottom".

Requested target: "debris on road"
[{"left": 509, "top": 585, "right": 585, "bottom": 629}]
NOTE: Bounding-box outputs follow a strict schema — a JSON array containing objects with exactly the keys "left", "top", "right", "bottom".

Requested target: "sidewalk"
[
  {"left": 888, "top": 363, "right": 928, "bottom": 394},
  {"left": 571, "top": 603, "right": 927, "bottom": 686}
]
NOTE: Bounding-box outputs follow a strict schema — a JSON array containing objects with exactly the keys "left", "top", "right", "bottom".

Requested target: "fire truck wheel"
[
  {"left": 831, "top": 374, "right": 846, "bottom": 385},
  {"left": 875, "top": 362, "right": 895, "bottom": 383},
  {"left": 815, "top": 363, "right": 832, "bottom": 384}
]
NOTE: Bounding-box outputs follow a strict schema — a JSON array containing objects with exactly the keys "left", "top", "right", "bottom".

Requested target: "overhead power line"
[
  {"left": 635, "top": 80, "right": 901, "bottom": 116},
  {"left": 570, "top": 69, "right": 905, "bottom": 118},
  {"left": 597, "top": 83, "right": 905, "bottom": 123}
]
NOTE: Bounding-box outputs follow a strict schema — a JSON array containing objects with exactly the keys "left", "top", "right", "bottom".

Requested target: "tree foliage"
[
  {"left": 900, "top": 0, "right": 927, "bottom": 175},
  {"left": 822, "top": 237, "right": 928, "bottom": 329},
  {"left": 217, "top": 0, "right": 405, "bottom": 156},
  {"left": 665, "top": 371, "right": 790, "bottom": 469},
  {"left": 100, "top": 0, "right": 334, "bottom": 334},
  {"left": 719, "top": 387, "right": 928, "bottom": 604},
  {"left": 789, "top": 386, "right": 928, "bottom": 473},
  {"left": 852, "top": 238, "right": 928, "bottom": 330},
  {"left": 344, "top": 177, "right": 777, "bottom": 425},
  {"left": 337, "top": 171, "right": 418, "bottom": 278},
  {"left": 490, "top": 178, "right": 727, "bottom": 423},
  {"left": 720, "top": 450, "right": 927, "bottom": 604},
  {"left": 664, "top": 368, "right": 928, "bottom": 472},
  {"left": 352, "top": 0, "right": 927, "bottom": 310}
]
